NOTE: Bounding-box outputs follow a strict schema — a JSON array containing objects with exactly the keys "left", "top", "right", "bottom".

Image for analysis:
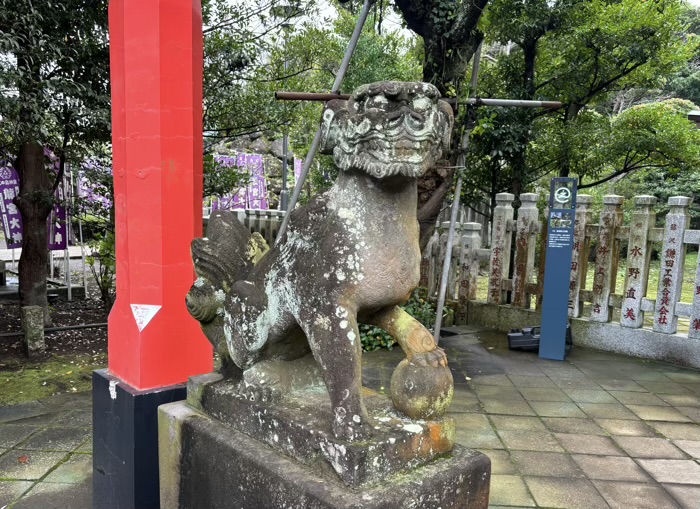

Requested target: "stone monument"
[{"left": 159, "top": 81, "right": 491, "bottom": 508}]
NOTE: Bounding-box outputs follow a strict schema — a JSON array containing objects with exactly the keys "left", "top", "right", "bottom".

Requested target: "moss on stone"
[{"left": 0, "top": 353, "right": 106, "bottom": 405}]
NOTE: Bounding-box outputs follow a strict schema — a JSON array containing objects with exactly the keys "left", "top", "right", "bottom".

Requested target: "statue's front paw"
[{"left": 409, "top": 347, "right": 448, "bottom": 368}]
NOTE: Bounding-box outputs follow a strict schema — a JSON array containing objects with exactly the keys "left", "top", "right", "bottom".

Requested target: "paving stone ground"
[{"left": 1, "top": 326, "right": 700, "bottom": 508}]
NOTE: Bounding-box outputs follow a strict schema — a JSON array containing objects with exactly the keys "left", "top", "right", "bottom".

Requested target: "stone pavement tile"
[
  {"left": 578, "top": 402, "right": 637, "bottom": 420},
  {"left": 0, "top": 450, "right": 67, "bottom": 480},
  {"left": 454, "top": 427, "right": 504, "bottom": 449},
  {"left": 539, "top": 366, "right": 587, "bottom": 379},
  {"left": 564, "top": 389, "right": 617, "bottom": 404},
  {"left": 610, "top": 391, "right": 669, "bottom": 406},
  {"left": 638, "top": 459, "right": 700, "bottom": 484},
  {"left": 508, "top": 375, "right": 557, "bottom": 388},
  {"left": 659, "top": 394, "right": 700, "bottom": 407},
  {"left": 542, "top": 417, "right": 605, "bottom": 435},
  {"left": 555, "top": 433, "right": 625, "bottom": 456},
  {"left": 498, "top": 430, "right": 563, "bottom": 452},
  {"left": 0, "top": 402, "right": 48, "bottom": 424},
  {"left": 49, "top": 410, "right": 91, "bottom": 428},
  {"left": 21, "top": 427, "right": 90, "bottom": 452},
  {"left": 11, "top": 480, "right": 91, "bottom": 509},
  {"left": 489, "top": 475, "right": 536, "bottom": 507},
  {"left": 518, "top": 387, "right": 571, "bottom": 402},
  {"left": 75, "top": 437, "right": 92, "bottom": 454},
  {"left": 477, "top": 449, "right": 516, "bottom": 475},
  {"left": 626, "top": 405, "right": 694, "bottom": 423},
  {"left": 511, "top": 450, "right": 584, "bottom": 478},
  {"left": 471, "top": 374, "right": 513, "bottom": 387},
  {"left": 448, "top": 392, "right": 481, "bottom": 413},
  {"left": 7, "top": 412, "right": 69, "bottom": 428},
  {"left": 37, "top": 393, "right": 91, "bottom": 412},
  {"left": 596, "top": 379, "right": 647, "bottom": 392},
  {"left": 663, "top": 484, "right": 700, "bottom": 509},
  {"left": 684, "top": 383, "right": 700, "bottom": 395},
  {"left": 595, "top": 418, "right": 657, "bottom": 437},
  {"left": 489, "top": 415, "right": 546, "bottom": 432},
  {"left": 524, "top": 476, "right": 609, "bottom": 509},
  {"left": 0, "top": 481, "right": 33, "bottom": 507},
  {"left": 673, "top": 440, "right": 700, "bottom": 459},
  {"left": 638, "top": 381, "right": 692, "bottom": 394},
  {"left": 677, "top": 407, "right": 700, "bottom": 424},
  {"left": 650, "top": 422, "right": 700, "bottom": 441},
  {"left": 454, "top": 413, "right": 492, "bottom": 430},
  {"left": 572, "top": 454, "right": 650, "bottom": 481},
  {"left": 624, "top": 370, "right": 675, "bottom": 382},
  {"left": 612, "top": 436, "right": 686, "bottom": 459},
  {"left": 481, "top": 399, "right": 535, "bottom": 416},
  {"left": 475, "top": 385, "right": 524, "bottom": 401},
  {"left": 593, "top": 480, "right": 681, "bottom": 509},
  {"left": 665, "top": 372, "right": 700, "bottom": 384},
  {"left": 43, "top": 454, "right": 92, "bottom": 484},
  {"left": 0, "top": 425, "right": 41, "bottom": 449},
  {"left": 550, "top": 377, "right": 601, "bottom": 390},
  {"left": 529, "top": 401, "right": 586, "bottom": 418}
]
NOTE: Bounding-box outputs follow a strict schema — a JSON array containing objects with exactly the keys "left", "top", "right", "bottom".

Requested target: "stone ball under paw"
[{"left": 390, "top": 358, "right": 454, "bottom": 420}]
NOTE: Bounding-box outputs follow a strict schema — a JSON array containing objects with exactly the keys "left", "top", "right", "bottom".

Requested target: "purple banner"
[
  {"left": 209, "top": 153, "right": 268, "bottom": 211},
  {"left": 0, "top": 165, "right": 22, "bottom": 249},
  {"left": 48, "top": 179, "right": 68, "bottom": 251}
]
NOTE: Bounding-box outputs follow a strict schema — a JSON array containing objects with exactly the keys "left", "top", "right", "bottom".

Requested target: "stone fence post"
[
  {"left": 621, "top": 196, "right": 657, "bottom": 328},
  {"left": 654, "top": 196, "right": 692, "bottom": 334},
  {"left": 512, "top": 193, "right": 538, "bottom": 308},
  {"left": 488, "top": 193, "right": 514, "bottom": 305},
  {"left": 569, "top": 195, "right": 592, "bottom": 317},
  {"left": 448, "top": 223, "right": 464, "bottom": 301},
  {"left": 590, "top": 196, "right": 624, "bottom": 322},
  {"left": 456, "top": 223, "right": 482, "bottom": 324},
  {"left": 420, "top": 228, "right": 439, "bottom": 292}
]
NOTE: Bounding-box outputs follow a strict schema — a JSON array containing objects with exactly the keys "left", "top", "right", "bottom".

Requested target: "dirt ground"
[{"left": 0, "top": 275, "right": 109, "bottom": 405}]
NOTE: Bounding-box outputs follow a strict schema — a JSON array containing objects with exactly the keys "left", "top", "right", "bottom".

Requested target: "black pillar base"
[{"left": 93, "top": 369, "right": 186, "bottom": 509}]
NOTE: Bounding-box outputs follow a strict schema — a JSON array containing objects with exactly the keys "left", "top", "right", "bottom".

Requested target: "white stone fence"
[{"left": 423, "top": 192, "right": 700, "bottom": 367}]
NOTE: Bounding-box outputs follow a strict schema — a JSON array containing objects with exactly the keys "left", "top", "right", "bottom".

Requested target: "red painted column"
[{"left": 108, "top": 0, "right": 212, "bottom": 390}]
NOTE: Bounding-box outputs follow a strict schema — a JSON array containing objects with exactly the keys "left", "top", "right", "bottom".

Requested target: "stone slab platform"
[
  {"left": 159, "top": 401, "right": 491, "bottom": 509},
  {"left": 188, "top": 371, "right": 456, "bottom": 488}
]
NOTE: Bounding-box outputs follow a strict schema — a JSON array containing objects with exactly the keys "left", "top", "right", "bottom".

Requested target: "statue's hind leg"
[
  {"left": 299, "top": 306, "right": 372, "bottom": 441},
  {"left": 223, "top": 280, "right": 270, "bottom": 369}
]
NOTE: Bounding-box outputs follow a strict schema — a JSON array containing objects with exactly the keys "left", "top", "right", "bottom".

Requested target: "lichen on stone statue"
[{"left": 186, "top": 81, "right": 455, "bottom": 441}]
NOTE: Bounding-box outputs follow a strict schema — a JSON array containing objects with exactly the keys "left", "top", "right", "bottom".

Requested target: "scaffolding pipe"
[{"left": 275, "top": 91, "right": 562, "bottom": 110}]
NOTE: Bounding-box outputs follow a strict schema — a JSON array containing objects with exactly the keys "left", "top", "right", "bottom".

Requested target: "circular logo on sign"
[
  {"left": 555, "top": 187, "right": 571, "bottom": 204},
  {"left": 0, "top": 167, "right": 12, "bottom": 180}
]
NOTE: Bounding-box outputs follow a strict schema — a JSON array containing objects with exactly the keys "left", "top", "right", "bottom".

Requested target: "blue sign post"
[{"left": 539, "top": 178, "right": 577, "bottom": 361}]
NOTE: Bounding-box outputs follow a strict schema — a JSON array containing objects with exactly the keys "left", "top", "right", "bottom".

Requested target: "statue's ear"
[
  {"left": 319, "top": 99, "right": 349, "bottom": 155},
  {"left": 437, "top": 100, "right": 455, "bottom": 151}
]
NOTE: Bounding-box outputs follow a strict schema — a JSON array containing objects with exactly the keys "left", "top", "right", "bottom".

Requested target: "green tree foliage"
[
  {"left": 465, "top": 0, "right": 696, "bottom": 218},
  {"left": 0, "top": 0, "right": 110, "bottom": 325},
  {"left": 203, "top": 0, "right": 421, "bottom": 194}
]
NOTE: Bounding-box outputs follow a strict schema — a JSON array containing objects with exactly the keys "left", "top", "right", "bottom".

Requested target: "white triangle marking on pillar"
[{"left": 130, "top": 304, "right": 162, "bottom": 332}]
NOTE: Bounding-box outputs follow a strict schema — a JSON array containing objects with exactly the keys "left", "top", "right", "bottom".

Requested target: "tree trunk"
[
  {"left": 15, "top": 142, "right": 54, "bottom": 326},
  {"left": 559, "top": 103, "right": 583, "bottom": 177}
]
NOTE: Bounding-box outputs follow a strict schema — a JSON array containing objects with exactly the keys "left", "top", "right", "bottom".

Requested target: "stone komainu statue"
[{"left": 186, "top": 81, "right": 455, "bottom": 441}]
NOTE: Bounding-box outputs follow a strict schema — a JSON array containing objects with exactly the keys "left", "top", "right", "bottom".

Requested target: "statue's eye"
[
  {"left": 412, "top": 96, "right": 432, "bottom": 113},
  {"left": 365, "top": 95, "right": 389, "bottom": 111}
]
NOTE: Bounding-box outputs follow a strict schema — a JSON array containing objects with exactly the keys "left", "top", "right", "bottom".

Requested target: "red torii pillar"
[{"left": 93, "top": 1, "right": 212, "bottom": 507}]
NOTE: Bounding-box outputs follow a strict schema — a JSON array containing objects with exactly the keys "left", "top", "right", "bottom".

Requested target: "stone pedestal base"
[{"left": 159, "top": 400, "right": 491, "bottom": 509}]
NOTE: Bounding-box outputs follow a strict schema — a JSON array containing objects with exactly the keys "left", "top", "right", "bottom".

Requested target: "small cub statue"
[{"left": 186, "top": 81, "right": 455, "bottom": 441}]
